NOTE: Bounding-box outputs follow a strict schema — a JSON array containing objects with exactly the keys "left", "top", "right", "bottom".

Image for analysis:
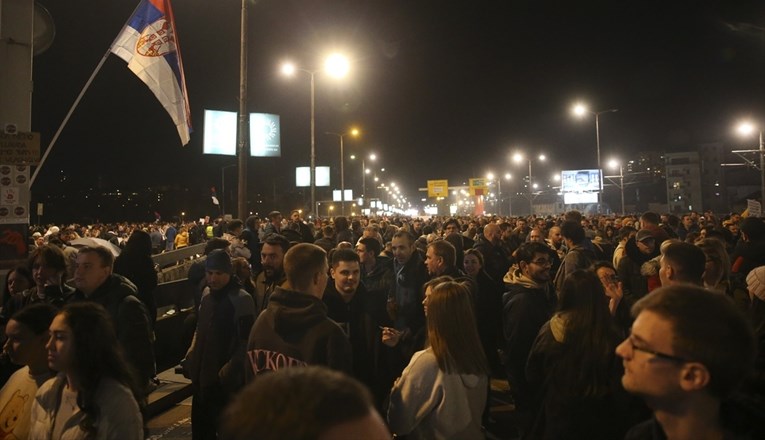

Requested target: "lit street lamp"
[
  {"left": 514, "top": 152, "right": 546, "bottom": 215},
  {"left": 281, "top": 53, "right": 350, "bottom": 216},
  {"left": 351, "top": 152, "right": 376, "bottom": 200},
  {"left": 571, "top": 103, "right": 619, "bottom": 172},
  {"left": 572, "top": 102, "right": 618, "bottom": 212},
  {"left": 737, "top": 121, "right": 765, "bottom": 207},
  {"left": 607, "top": 159, "right": 625, "bottom": 214},
  {"left": 486, "top": 172, "right": 512, "bottom": 216},
  {"left": 326, "top": 128, "right": 359, "bottom": 215}
]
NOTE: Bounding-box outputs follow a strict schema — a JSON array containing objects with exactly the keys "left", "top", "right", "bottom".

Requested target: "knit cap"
[
  {"left": 747, "top": 266, "right": 765, "bottom": 301},
  {"left": 206, "top": 249, "right": 233, "bottom": 273}
]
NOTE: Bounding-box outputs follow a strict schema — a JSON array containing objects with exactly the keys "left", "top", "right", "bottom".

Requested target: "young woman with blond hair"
[{"left": 387, "top": 280, "right": 488, "bottom": 439}]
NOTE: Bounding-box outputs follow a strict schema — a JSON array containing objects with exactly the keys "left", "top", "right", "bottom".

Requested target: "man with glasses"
[
  {"left": 617, "top": 285, "right": 758, "bottom": 439},
  {"left": 501, "top": 242, "right": 557, "bottom": 429}
]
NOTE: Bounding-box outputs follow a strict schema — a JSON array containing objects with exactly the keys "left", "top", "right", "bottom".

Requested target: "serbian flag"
[{"left": 110, "top": 0, "right": 192, "bottom": 145}]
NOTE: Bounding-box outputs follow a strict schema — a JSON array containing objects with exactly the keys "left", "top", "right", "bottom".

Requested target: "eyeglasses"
[
  {"left": 530, "top": 259, "right": 552, "bottom": 267},
  {"left": 627, "top": 337, "right": 687, "bottom": 363}
]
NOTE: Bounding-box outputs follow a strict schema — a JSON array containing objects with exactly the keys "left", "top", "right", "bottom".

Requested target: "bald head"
[{"left": 483, "top": 223, "right": 500, "bottom": 244}]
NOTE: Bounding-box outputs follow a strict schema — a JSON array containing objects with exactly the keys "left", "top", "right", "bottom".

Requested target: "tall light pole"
[
  {"left": 737, "top": 121, "right": 765, "bottom": 208},
  {"left": 326, "top": 128, "right": 359, "bottom": 215},
  {"left": 356, "top": 153, "right": 376, "bottom": 199},
  {"left": 486, "top": 172, "right": 499, "bottom": 215},
  {"left": 514, "top": 152, "right": 546, "bottom": 215},
  {"left": 572, "top": 103, "right": 618, "bottom": 212},
  {"left": 505, "top": 173, "right": 512, "bottom": 216},
  {"left": 486, "top": 172, "right": 510, "bottom": 216},
  {"left": 237, "top": 0, "right": 249, "bottom": 219},
  {"left": 281, "top": 54, "right": 350, "bottom": 217},
  {"left": 608, "top": 159, "right": 625, "bottom": 215}
]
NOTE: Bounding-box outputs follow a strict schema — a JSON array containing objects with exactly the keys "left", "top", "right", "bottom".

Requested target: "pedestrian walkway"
[{"left": 146, "top": 374, "right": 523, "bottom": 439}]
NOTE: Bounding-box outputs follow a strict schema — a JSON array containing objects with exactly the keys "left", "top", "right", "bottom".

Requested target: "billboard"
[
  {"left": 203, "top": 109, "right": 237, "bottom": 156},
  {"left": 564, "top": 192, "right": 598, "bottom": 205},
  {"left": 250, "top": 113, "right": 281, "bottom": 157},
  {"left": 561, "top": 169, "right": 602, "bottom": 193},
  {"left": 427, "top": 180, "right": 448, "bottom": 198},
  {"left": 332, "top": 190, "right": 353, "bottom": 202},
  {"left": 203, "top": 109, "right": 281, "bottom": 157},
  {"left": 295, "top": 167, "right": 330, "bottom": 187}
]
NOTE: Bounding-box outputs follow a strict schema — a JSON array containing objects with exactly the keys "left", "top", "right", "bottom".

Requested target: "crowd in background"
[{"left": 0, "top": 208, "right": 762, "bottom": 438}]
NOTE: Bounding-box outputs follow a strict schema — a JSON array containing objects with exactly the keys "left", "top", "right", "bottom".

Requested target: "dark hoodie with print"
[{"left": 245, "top": 287, "right": 352, "bottom": 381}]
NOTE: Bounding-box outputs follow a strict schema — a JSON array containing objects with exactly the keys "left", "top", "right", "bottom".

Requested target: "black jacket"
[
  {"left": 502, "top": 271, "right": 556, "bottom": 411},
  {"left": 184, "top": 278, "right": 254, "bottom": 392},
  {"left": 323, "top": 282, "right": 387, "bottom": 398},
  {"left": 68, "top": 274, "right": 155, "bottom": 387},
  {"left": 473, "top": 236, "right": 511, "bottom": 284}
]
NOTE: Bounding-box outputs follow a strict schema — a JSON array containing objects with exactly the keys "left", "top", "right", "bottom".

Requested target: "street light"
[
  {"left": 325, "top": 128, "right": 359, "bottom": 215},
  {"left": 514, "top": 152, "right": 546, "bottom": 215},
  {"left": 736, "top": 121, "right": 765, "bottom": 207},
  {"left": 607, "top": 159, "right": 625, "bottom": 214},
  {"left": 572, "top": 103, "right": 618, "bottom": 172},
  {"left": 281, "top": 53, "right": 350, "bottom": 216},
  {"left": 350, "top": 152, "right": 376, "bottom": 200},
  {"left": 486, "top": 172, "right": 511, "bottom": 216}
]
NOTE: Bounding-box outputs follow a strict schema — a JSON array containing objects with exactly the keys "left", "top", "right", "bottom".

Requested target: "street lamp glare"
[
  {"left": 572, "top": 103, "right": 587, "bottom": 117},
  {"left": 608, "top": 159, "right": 619, "bottom": 169},
  {"left": 350, "top": 154, "right": 356, "bottom": 160},
  {"left": 280, "top": 62, "right": 296, "bottom": 76},
  {"left": 350, "top": 127, "right": 360, "bottom": 137},
  {"left": 504, "top": 173, "right": 512, "bottom": 180},
  {"left": 325, "top": 53, "right": 350, "bottom": 78},
  {"left": 369, "top": 153, "right": 376, "bottom": 161},
  {"left": 539, "top": 154, "right": 546, "bottom": 161},
  {"left": 486, "top": 172, "right": 495, "bottom": 180},
  {"left": 513, "top": 152, "right": 523, "bottom": 163},
  {"left": 553, "top": 174, "right": 561, "bottom": 181},
  {"left": 737, "top": 121, "right": 756, "bottom": 136}
]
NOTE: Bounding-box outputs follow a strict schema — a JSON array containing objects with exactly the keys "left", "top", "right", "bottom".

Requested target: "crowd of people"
[{"left": 0, "top": 208, "right": 763, "bottom": 439}]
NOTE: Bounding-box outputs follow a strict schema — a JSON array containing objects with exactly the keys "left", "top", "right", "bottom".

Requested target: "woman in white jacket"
[
  {"left": 28, "top": 302, "right": 144, "bottom": 440},
  {"left": 388, "top": 279, "right": 489, "bottom": 439}
]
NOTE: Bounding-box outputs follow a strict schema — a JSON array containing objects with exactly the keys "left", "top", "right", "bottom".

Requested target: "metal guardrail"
[{"left": 151, "top": 243, "right": 206, "bottom": 268}]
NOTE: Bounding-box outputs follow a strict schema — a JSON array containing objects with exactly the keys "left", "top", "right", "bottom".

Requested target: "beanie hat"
[
  {"left": 206, "top": 249, "right": 233, "bottom": 273},
  {"left": 747, "top": 266, "right": 765, "bottom": 301}
]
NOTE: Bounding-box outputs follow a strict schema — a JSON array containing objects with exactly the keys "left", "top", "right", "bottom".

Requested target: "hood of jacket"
[
  {"left": 503, "top": 265, "right": 545, "bottom": 290},
  {"left": 550, "top": 313, "right": 567, "bottom": 343},
  {"left": 268, "top": 287, "right": 328, "bottom": 334}
]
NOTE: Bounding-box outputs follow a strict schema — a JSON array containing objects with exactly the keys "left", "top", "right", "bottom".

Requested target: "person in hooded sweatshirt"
[
  {"left": 183, "top": 249, "right": 255, "bottom": 440},
  {"left": 501, "top": 241, "right": 557, "bottom": 433},
  {"left": 245, "top": 243, "right": 352, "bottom": 379},
  {"left": 388, "top": 279, "right": 488, "bottom": 439}
]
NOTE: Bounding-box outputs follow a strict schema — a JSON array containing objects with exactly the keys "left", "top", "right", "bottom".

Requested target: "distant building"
[
  {"left": 697, "top": 142, "right": 727, "bottom": 213},
  {"left": 665, "top": 152, "right": 702, "bottom": 213}
]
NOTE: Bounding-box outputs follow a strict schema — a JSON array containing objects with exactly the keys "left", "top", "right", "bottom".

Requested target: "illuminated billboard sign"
[
  {"left": 203, "top": 109, "right": 281, "bottom": 157},
  {"left": 561, "top": 169, "right": 602, "bottom": 193},
  {"left": 295, "top": 167, "right": 330, "bottom": 187}
]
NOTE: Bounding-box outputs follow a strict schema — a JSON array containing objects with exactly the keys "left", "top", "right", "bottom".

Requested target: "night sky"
[{"left": 31, "top": 0, "right": 765, "bottom": 214}]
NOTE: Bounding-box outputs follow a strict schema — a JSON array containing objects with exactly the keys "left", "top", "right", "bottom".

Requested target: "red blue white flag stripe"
[{"left": 111, "top": 0, "right": 192, "bottom": 145}]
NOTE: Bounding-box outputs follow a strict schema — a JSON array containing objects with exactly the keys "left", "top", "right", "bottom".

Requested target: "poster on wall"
[{"left": 0, "top": 165, "right": 29, "bottom": 224}]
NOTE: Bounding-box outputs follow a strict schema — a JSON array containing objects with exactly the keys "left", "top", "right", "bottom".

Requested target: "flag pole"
[
  {"left": 30, "top": 1, "right": 143, "bottom": 187},
  {"left": 30, "top": 48, "right": 112, "bottom": 187}
]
